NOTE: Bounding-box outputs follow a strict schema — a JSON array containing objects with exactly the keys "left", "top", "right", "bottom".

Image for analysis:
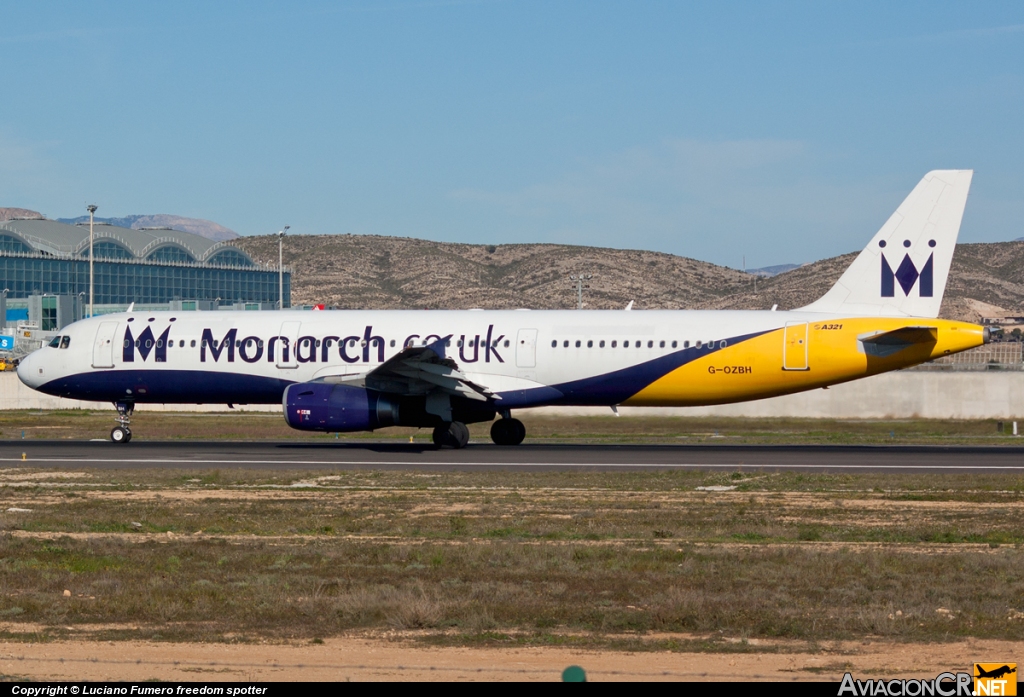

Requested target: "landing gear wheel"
[
  {"left": 490, "top": 418, "right": 526, "bottom": 446},
  {"left": 111, "top": 401, "right": 135, "bottom": 444},
  {"left": 432, "top": 422, "right": 470, "bottom": 449}
]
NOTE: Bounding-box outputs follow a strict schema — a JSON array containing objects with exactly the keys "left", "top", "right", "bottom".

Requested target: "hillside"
[
  {"left": 232, "top": 234, "right": 753, "bottom": 310},
  {"left": 0, "top": 208, "right": 44, "bottom": 221},
  {"left": 231, "top": 235, "right": 1024, "bottom": 321}
]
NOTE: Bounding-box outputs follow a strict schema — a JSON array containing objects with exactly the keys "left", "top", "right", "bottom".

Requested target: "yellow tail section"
[{"left": 623, "top": 318, "right": 986, "bottom": 407}]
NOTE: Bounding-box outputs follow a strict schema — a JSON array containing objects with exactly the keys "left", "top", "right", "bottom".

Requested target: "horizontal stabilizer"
[{"left": 859, "top": 326, "right": 937, "bottom": 357}]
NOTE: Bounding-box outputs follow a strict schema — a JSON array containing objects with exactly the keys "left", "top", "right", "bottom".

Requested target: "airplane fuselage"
[{"left": 18, "top": 309, "right": 986, "bottom": 409}]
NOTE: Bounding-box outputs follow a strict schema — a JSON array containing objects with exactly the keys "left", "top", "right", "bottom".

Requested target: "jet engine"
[
  {"left": 283, "top": 382, "right": 399, "bottom": 432},
  {"left": 283, "top": 381, "right": 497, "bottom": 433}
]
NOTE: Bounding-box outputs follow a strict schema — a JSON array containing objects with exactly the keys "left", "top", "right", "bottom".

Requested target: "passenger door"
[
  {"left": 516, "top": 328, "right": 538, "bottom": 368},
  {"left": 782, "top": 322, "right": 809, "bottom": 371},
  {"left": 92, "top": 321, "right": 119, "bottom": 369},
  {"left": 277, "top": 321, "right": 301, "bottom": 369}
]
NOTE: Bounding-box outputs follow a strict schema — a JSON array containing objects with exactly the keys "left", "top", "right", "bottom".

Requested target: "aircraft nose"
[{"left": 16, "top": 352, "right": 43, "bottom": 388}]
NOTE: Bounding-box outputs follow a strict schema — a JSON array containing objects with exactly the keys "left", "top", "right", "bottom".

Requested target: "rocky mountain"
[
  {"left": 0, "top": 207, "right": 45, "bottom": 221},
  {"left": 748, "top": 263, "right": 802, "bottom": 277},
  {"left": 56, "top": 214, "right": 238, "bottom": 242},
  {"left": 713, "top": 242, "right": 1024, "bottom": 322},
  {"left": 232, "top": 234, "right": 753, "bottom": 310},
  {"left": 230, "top": 234, "right": 1024, "bottom": 322}
]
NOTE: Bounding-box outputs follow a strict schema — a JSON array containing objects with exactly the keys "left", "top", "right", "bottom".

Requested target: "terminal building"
[
  {"left": 0, "top": 217, "right": 290, "bottom": 353},
  {"left": 0, "top": 216, "right": 288, "bottom": 314}
]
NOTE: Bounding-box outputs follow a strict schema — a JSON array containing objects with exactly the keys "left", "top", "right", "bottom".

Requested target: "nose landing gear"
[{"left": 111, "top": 402, "right": 134, "bottom": 444}]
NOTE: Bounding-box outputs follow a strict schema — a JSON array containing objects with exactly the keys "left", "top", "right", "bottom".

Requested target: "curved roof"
[{"left": 0, "top": 218, "right": 255, "bottom": 266}]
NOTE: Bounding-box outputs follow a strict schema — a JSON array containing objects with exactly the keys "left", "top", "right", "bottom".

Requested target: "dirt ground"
[{"left": 1, "top": 636, "right": 1017, "bottom": 682}]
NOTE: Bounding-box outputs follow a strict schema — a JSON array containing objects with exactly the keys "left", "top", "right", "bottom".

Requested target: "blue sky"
[{"left": 1, "top": 1, "right": 1022, "bottom": 268}]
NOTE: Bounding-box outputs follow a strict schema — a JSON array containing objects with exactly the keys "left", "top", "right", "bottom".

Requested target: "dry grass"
[
  {"left": 1, "top": 467, "right": 1023, "bottom": 649},
  {"left": 2, "top": 410, "right": 1023, "bottom": 445}
]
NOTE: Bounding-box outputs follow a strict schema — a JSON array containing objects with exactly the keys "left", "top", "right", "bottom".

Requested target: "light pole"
[
  {"left": 87, "top": 204, "right": 97, "bottom": 318},
  {"left": 278, "top": 225, "right": 289, "bottom": 310},
  {"left": 569, "top": 274, "right": 592, "bottom": 310}
]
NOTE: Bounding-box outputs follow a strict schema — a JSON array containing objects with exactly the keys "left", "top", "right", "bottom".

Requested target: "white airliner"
[{"left": 18, "top": 170, "right": 986, "bottom": 447}]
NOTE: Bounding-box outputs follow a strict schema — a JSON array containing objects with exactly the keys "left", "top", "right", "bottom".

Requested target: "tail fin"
[{"left": 799, "top": 170, "right": 973, "bottom": 318}]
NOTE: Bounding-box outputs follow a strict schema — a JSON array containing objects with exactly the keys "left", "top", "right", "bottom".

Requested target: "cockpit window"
[
  {"left": 48, "top": 336, "right": 61, "bottom": 348},
  {"left": 60, "top": 336, "right": 71, "bottom": 349}
]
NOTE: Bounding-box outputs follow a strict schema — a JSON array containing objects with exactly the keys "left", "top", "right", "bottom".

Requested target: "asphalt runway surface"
[{"left": 1, "top": 440, "right": 1023, "bottom": 472}]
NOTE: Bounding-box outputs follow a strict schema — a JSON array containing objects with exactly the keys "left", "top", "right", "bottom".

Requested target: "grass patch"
[{"left": 0, "top": 466, "right": 1023, "bottom": 648}]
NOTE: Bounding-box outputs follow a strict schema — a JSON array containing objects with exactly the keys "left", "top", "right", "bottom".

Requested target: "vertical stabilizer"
[{"left": 799, "top": 170, "right": 973, "bottom": 318}]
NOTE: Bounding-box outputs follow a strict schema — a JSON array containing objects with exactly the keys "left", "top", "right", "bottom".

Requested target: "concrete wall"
[{"left": 1, "top": 371, "right": 1022, "bottom": 420}]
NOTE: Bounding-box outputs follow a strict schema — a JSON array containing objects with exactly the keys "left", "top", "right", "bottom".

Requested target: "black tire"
[
  {"left": 491, "top": 418, "right": 526, "bottom": 446},
  {"left": 111, "top": 426, "right": 129, "bottom": 444},
  {"left": 124, "top": 428, "right": 132, "bottom": 443},
  {"left": 431, "top": 425, "right": 448, "bottom": 448},
  {"left": 433, "top": 422, "right": 470, "bottom": 449},
  {"left": 452, "top": 422, "right": 469, "bottom": 448},
  {"left": 508, "top": 418, "right": 526, "bottom": 445}
]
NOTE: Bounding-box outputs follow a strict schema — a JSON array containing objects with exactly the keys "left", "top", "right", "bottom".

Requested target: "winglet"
[{"left": 423, "top": 334, "right": 453, "bottom": 361}]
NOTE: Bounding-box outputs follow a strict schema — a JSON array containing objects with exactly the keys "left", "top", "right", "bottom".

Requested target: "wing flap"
[{"left": 329, "top": 335, "right": 499, "bottom": 401}]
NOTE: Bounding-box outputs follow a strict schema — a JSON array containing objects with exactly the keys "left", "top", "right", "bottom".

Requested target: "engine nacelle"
[{"left": 283, "top": 382, "right": 399, "bottom": 432}]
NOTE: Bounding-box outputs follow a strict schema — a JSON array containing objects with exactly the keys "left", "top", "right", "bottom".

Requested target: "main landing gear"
[
  {"left": 430, "top": 414, "right": 527, "bottom": 449},
  {"left": 432, "top": 421, "right": 470, "bottom": 449},
  {"left": 111, "top": 402, "right": 134, "bottom": 444},
  {"left": 490, "top": 415, "right": 525, "bottom": 446}
]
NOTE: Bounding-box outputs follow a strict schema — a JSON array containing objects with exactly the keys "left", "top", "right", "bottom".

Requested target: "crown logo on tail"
[{"left": 881, "top": 251, "right": 934, "bottom": 298}]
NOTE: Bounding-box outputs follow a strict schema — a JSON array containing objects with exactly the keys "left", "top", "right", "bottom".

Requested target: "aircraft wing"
[
  {"left": 326, "top": 335, "right": 498, "bottom": 402},
  {"left": 859, "top": 326, "right": 938, "bottom": 357}
]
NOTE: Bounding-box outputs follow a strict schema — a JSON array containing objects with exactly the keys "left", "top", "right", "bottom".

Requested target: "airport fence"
[{"left": 909, "top": 342, "right": 1023, "bottom": 371}]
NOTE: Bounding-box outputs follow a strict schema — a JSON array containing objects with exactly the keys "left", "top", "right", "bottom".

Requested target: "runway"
[{"left": 1, "top": 440, "right": 1023, "bottom": 472}]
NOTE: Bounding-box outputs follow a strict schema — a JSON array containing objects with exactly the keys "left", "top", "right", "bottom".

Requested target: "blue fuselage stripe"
[{"left": 37, "top": 330, "right": 769, "bottom": 408}]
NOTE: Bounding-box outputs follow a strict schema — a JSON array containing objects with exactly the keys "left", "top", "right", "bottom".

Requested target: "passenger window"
[
  {"left": 684, "top": 341, "right": 690, "bottom": 348},
  {"left": 575, "top": 340, "right": 581, "bottom": 348},
  {"left": 695, "top": 341, "right": 702, "bottom": 349},
  {"left": 599, "top": 340, "right": 605, "bottom": 348},
  {"left": 504, "top": 340, "right": 510, "bottom": 348},
  {"left": 390, "top": 339, "right": 396, "bottom": 347},
  {"left": 660, "top": 340, "right": 665, "bottom": 348},
  {"left": 648, "top": 340, "right": 654, "bottom": 348},
  {"left": 623, "top": 340, "right": 629, "bottom": 348},
  {"left": 611, "top": 340, "right": 617, "bottom": 348},
  {"left": 191, "top": 340, "right": 197, "bottom": 348},
  {"left": 48, "top": 336, "right": 61, "bottom": 348},
  {"left": 587, "top": 340, "right": 593, "bottom": 348},
  {"left": 671, "top": 340, "right": 677, "bottom": 348},
  {"left": 563, "top": 340, "right": 569, "bottom": 347},
  {"left": 721, "top": 340, "right": 727, "bottom": 348},
  {"left": 551, "top": 340, "right": 557, "bottom": 348}
]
